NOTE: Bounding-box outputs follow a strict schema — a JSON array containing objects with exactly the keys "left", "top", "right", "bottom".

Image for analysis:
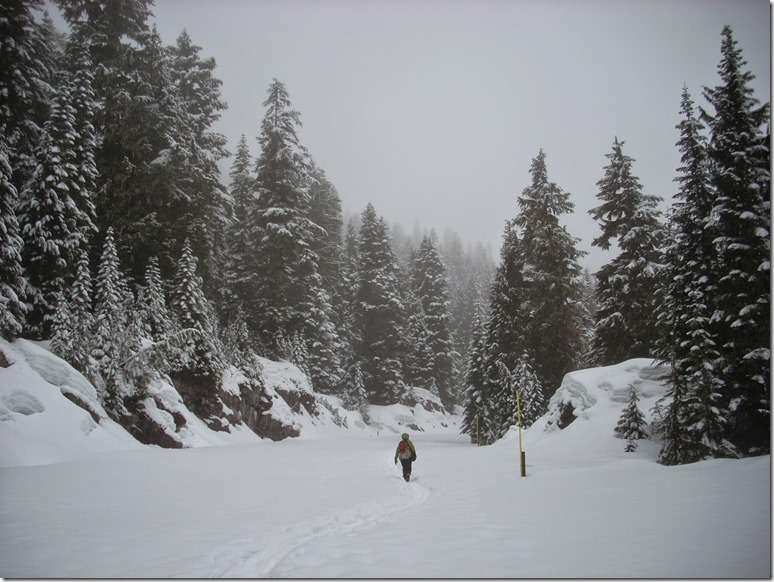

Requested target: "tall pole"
[
  {"left": 476, "top": 413, "right": 480, "bottom": 446},
  {"left": 515, "top": 383, "right": 526, "bottom": 477}
]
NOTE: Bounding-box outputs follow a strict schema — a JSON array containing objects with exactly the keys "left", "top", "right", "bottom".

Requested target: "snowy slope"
[{"left": 0, "top": 345, "right": 769, "bottom": 578}]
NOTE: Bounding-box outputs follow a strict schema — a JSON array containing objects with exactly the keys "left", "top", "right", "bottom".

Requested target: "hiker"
[{"left": 394, "top": 432, "right": 417, "bottom": 482}]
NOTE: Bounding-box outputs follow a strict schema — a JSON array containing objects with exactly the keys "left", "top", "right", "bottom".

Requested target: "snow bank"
[
  {"left": 500, "top": 358, "right": 670, "bottom": 461},
  {"left": 0, "top": 339, "right": 141, "bottom": 467},
  {"left": 0, "top": 340, "right": 460, "bottom": 467}
]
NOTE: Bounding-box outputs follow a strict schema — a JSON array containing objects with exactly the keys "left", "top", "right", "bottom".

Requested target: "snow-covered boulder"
[
  {"left": 508, "top": 358, "right": 672, "bottom": 458},
  {"left": 0, "top": 339, "right": 141, "bottom": 467},
  {"left": 542, "top": 358, "right": 670, "bottom": 432}
]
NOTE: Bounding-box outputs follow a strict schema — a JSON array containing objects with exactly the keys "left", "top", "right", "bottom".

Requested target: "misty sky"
[{"left": 147, "top": 0, "right": 771, "bottom": 271}]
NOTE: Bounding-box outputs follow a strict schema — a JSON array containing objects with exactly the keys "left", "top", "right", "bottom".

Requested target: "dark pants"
[{"left": 400, "top": 458, "right": 412, "bottom": 481}]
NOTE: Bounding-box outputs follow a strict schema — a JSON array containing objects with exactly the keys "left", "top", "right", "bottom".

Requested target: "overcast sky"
[{"left": 148, "top": 0, "right": 771, "bottom": 271}]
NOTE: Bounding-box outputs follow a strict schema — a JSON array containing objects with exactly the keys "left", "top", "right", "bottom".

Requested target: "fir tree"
[
  {"left": 510, "top": 354, "right": 545, "bottom": 428},
  {"left": 516, "top": 150, "right": 587, "bottom": 399},
  {"left": 461, "top": 307, "right": 488, "bottom": 444},
  {"left": 353, "top": 203, "right": 406, "bottom": 404},
  {"left": 1, "top": 0, "right": 57, "bottom": 194},
  {"left": 223, "top": 133, "right": 254, "bottom": 319},
  {"left": 588, "top": 138, "right": 665, "bottom": 365},
  {"left": 473, "top": 221, "right": 531, "bottom": 444},
  {"left": 67, "top": 250, "right": 95, "bottom": 376},
  {"left": 238, "top": 80, "right": 343, "bottom": 394},
  {"left": 615, "top": 385, "right": 649, "bottom": 452},
  {"left": 340, "top": 359, "right": 371, "bottom": 424},
  {"left": 17, "top": 78, "right": 91, "bottom": 337},
  {"left": 170, "top": 239, "right": 224, "bottom": 384},
  {"left": 702, "top": 26, "right": 770, "bottom": 454},
  {"left": 49, "top": 294, "right": 75, "bottom": 363},
  {"left": 91, "top": 227, "right": 128, "bottom": 406},
  {"left": 137, "top": 256, "right": 173, "bottom": 342},
  {"left": 0, "top": 136, "right": 27, "bottom": 339},
  {"left": 655, "top": 87, "right": 728, "bottom": 465},
  {"left": 410, "top": 234, "right": 456, "bottom": 407}
]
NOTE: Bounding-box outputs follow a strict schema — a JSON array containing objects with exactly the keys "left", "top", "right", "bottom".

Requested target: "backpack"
[{"left": 398, "top": 440, "right": 412, "bottom": 460}]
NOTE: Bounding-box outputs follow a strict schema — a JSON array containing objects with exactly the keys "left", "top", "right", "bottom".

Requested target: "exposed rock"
[
  {"left": 60, "top": 388, "right": 102, "bottom": 424},
  {"left": 0, "top": 349, "right": 10, "bottom": 369}
]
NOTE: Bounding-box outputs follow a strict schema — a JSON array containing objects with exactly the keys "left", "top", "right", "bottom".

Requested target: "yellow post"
[{"left": 515, "top": 383, "right": 526, "bottom": 477}]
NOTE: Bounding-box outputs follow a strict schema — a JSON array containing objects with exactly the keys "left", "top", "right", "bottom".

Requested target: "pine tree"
[
  {"left": 340, "top": 359, "right": 371, "bottom": 423},
  {"left": 476, "top": 221, "right": 530, "bottom": 443},
  {"left": 17, "top": 78, "right": 91, "bottom": 337},
  {"left": 223, "top": 133, "right": 254, "bottom": 319},
  {"left": 49, "top": 294, "right": 75, "bottom": 363},
  {"left": 702, "top": 26, "right": 770, "bottom": 454},
  {"left": 655, "top": 87, "right": 728, "bottom": 465},
  {"left": 136, "top": 256, "right": 173, "bottom": 342},
  {"left": 170, "top": 239, "right": 224, "bottom": 384},
  {"left": 240, "top": 80, "right": 342, "bottom": 394},
  {"left": 615, "top": 385, "right": 649, "bottom": 452},
  {"left": 91, "top": 227, "right": 128, "bottom": 405},
  {"left": 63, "top": 36, "right": 98, "bottom": 249},
  {"left": 516, "top": 150, "right": 587, "bottom": 399},
  {"left": 0, "top": 136, "right": 27, "bottom": 339},
  {"left": 166, "top": 29, "right": 231, "bottom": 298},
  {"left": 588, "top": 138, "right": 665, "bottom": 365},
  {"left": 402, "top": 280, "right": 435, "bottom": 391},
  {"left": 67, "top": 250, "right": 95, "bottom": 376},
  {"left": 353, "top": 203, "right": 406, "bottom": 404},
  {"left": 511, "top": 354, "right": 545, "bottom": 428},
  {"left": 1, "top": 0, "right": 58, "bottom": 195},
  {"left": 461, "top": 307, "right": 487, "bottom": 444},
  {"left": 410, "top": 234, "right": 456, "bottom": 406}
]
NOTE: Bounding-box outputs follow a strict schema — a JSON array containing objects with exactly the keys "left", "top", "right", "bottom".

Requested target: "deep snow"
[{"left": 0, "top": 342, "right": 770, "bottom": 578}]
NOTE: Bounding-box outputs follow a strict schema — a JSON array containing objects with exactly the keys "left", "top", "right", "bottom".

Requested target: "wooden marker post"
[{"left": 516, "top": 383, "right": 526, "bottom": 477}]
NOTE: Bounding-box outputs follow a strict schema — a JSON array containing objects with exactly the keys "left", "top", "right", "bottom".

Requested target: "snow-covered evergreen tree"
[
  {"left": 170, "top": 239, "right": 224, "bottom": 385},
  {"left": 0, "top": 136, "right": 27, "bottom": 340},
  {"left": 461, "top": 307, "right": 487, "bottom": 444},
  {"left": 477, "top": 221, "right": 530, "bottom": 443},
  {"left": 17, "top": 78, "right": 92, "bottom": 337},
  {"left": 510, "top": 354, "right": 545, "bottom": 428},
  {"left": 340, "top": 359, "right": 370, "bottom": 424},
  {"left": 701, "top": 26, "right": 770, "bottom": 455},
  {"left": 353, "top": 203, "right": 406, "bottom": 404},
  {"left": 615, "top": 385, "right": 649, "bottom": 452},
  {"left": 91, "top": 228, "right": 129, "bottom": 406},
  {"left": 588, "top": 138, "right": 665, "bottom": 365},
  {"left": 137, "top": 256, "right": 173, "bottom": 343},
  {"left": 410, "top": 234, "right": 456, "bottom": 407},
  {"left": 1, "top": 0, "right": 58, "bottom": 195},
  {"left": 655, "top": 88, "right": 728, "bottom": 465},
  {"left": 516, "top": 150, "right": 587, "bottom": 400}
]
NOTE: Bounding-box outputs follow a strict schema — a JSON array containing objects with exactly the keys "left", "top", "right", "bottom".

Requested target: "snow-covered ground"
[{"left": 0, "top": 343, "right": 770, "bottom": 578}]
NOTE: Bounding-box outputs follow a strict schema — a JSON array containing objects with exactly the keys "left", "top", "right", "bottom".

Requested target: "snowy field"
[{"left": 0, "top": 342, "right": 770, "bottom": 578}]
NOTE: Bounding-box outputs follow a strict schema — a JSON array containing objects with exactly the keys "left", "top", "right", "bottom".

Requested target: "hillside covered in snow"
[{"left": 1, "top": 338, "right": 770, "bottom": 578}]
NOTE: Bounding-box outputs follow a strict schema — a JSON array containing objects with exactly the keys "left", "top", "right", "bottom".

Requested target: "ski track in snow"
[{"left": 204, "top": 475, "right": 434, "bottom": 577}]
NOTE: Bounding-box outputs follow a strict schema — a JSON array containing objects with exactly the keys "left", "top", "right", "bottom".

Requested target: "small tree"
[{"left": 615, "top": 385, "right": 649, "bottom": 452}]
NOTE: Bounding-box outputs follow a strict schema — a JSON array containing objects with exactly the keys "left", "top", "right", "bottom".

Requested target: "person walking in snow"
[{"left": 394, "top": 433, "right": 417, "bottom": 482}]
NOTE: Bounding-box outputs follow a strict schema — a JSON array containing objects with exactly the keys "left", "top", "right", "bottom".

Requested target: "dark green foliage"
[
  {"left": 615, "top": 385, "right": 649, "bottom": 452},
  {"left": 589, "top": 138, "right": 665, "bottom": 365},
  {"left": 353, "top": 203, "right": 406, "bottom": 404},
  {"left": 170, "top": 239, "right": 224, "bottom": 384},
  {"left": 409, "top": 235, "right": 456, "bottom": 406},
  {"left": 516, "top": 150, "right": 587, "bottom": 397},
  {"left": 700, "top": 26, "right": 770, "bottom": 455}
]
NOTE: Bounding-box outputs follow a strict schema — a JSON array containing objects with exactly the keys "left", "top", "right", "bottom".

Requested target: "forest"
[{"left": 1, "top": 0, "right": 769, "bottom": 465}]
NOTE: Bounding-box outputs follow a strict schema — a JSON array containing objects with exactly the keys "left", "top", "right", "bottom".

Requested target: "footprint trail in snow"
[{"left": 205, "top": 478, "right": 433, "bottom": 577}]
